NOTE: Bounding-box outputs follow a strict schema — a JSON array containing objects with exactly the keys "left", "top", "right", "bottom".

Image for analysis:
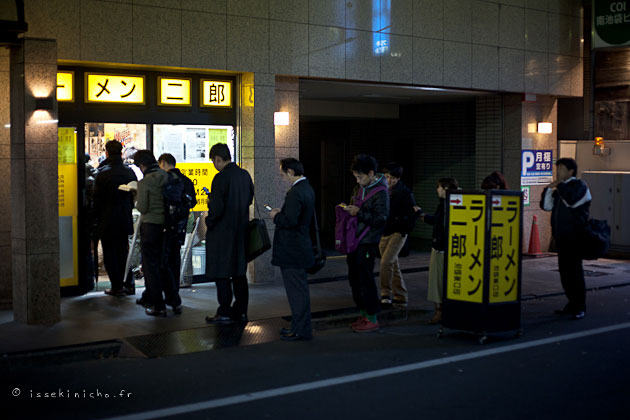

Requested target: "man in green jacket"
[{"left": 133, "top": 150, "right": 169, "bottom": 317}]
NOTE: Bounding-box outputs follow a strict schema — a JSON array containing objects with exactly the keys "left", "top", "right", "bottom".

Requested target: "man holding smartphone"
[{"left": 269, "top": 158, "right": 315, "bottom": 341}]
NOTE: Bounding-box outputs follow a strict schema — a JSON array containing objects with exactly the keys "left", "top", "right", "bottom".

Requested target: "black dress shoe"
[
  {"left": 136, "top": 298, "right": 149, "bottom": 307},
  {"left": 280, "top": 327, "right": 293, "bottom": 336},
  {"left": 104, "top": 288, "right": 125, "bottom": 297},
  {"left": 172, "top": 305, "right": 183, "bottom": 315},
  {"left": 205, "top": 315, "right": 234, "bottom": 325},
  {"left": 145, "top": 307, "right": 167, "bottom": 317},
  {"left": 123, "top": 286, "right": 136, "bottom": 296},
  {"left": 280, "top": 331, "right": 312, "bottom": 341},
  {"left": 571, "top": 311, "right": 585, "bottom": 320}
]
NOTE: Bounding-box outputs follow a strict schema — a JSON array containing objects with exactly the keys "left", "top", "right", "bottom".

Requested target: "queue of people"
[{"left": 91, "top": 141, "right": 591, "bottom": 338}]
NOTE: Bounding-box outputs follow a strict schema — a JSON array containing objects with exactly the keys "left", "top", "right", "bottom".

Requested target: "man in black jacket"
[
  {"left": 158, "top": 153, "right": 197, "bottom": 314},
  {"left": 270, "top": 158, "right": 315, "bottom": 341},
  {"left": 379, "top": 162, "right": 419, "bottom": 307},
  {"left": 541, "top": 157, "right": 591, "bottom": 320},
  {"left": 93, "top": 140, "right": 137, "bottom": 296},
  {"left": 205, "top": 144, "right": 254, "bottom": 325},
  {"left": 342, "top": 154, "right": 390, "bottom": 333}
]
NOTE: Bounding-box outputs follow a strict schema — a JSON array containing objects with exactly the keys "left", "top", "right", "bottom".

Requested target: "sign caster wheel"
[
  {"left": 478, "top": 335, "right": 488, "bottom": 345},
  {"left": 515, "top": 329, "right": 523, "bottom": 338},
  {"left": 437, "top": 328, "right": 444, "bottom": 339}
]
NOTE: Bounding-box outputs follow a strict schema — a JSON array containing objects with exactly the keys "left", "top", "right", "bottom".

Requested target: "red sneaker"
[
  {"left": 353, "top": 319, "right": 379, "bottom": 332},
  {"left": 351, "top": 316, "right": 367, "bottom": 328}
]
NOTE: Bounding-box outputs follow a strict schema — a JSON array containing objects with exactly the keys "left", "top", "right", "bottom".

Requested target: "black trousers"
[
  {"left": 215, "top": 276, "right": 249, "bottom": 318},
  {"left": 281, "top": 267, "right": 312, "bottom": 337},
  {"left": 140, "top": 223, "right": 166, "bottom": 310},
  {"left": 557, "top": 237, "right": 586, "bottom": 312},
  {"left": 162, "top": 232, "right": 182, "bottom": 307},
  {"left": 100, "top": 231, "right": 129, "bottom": 291},
  {"left": 347, "top": 243, "right": 380, "bottom": 316}
]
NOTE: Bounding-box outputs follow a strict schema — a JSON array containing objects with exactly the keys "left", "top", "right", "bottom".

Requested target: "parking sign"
[{"left": 521, "top": 150, "right": 553, "bottom": 185}]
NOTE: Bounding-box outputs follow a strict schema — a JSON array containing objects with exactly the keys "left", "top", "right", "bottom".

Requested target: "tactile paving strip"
[{"left": 123, "top": 318, "right": 288, "bottom": 358}]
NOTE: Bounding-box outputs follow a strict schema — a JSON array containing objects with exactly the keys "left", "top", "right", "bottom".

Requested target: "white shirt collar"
[
  {"left": 562, "top": 176, "right": 576, "bottom": 184},
  {"left": 292, "top": 177, "right": 306, "bottom": 186}
]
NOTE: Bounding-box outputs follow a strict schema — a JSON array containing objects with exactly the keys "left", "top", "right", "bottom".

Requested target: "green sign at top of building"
[{"left": 593, "top": 0, "right": 630, "bottom": 48}]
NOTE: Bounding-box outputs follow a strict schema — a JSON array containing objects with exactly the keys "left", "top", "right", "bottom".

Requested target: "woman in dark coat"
[{"left": 422, "top": 177, "right": 459, "bottom": 324}]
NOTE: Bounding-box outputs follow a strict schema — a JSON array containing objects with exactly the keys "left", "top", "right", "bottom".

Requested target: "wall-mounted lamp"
[
  {"left": 35, "top": 97, "right": 54, "bottom": 111},
  {"left": 537, "top": 122, "right": 552, "bottom": 134},
  {"left": 274, "top": 112, "right": 289, "bottom": 126}
]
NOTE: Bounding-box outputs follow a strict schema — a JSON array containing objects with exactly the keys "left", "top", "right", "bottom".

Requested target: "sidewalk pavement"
[{"left": 1, "top": 252, "right": 629, "bottom": 355}]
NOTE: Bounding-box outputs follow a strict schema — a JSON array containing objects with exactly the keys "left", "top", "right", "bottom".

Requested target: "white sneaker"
[{"left": 381, "top": 298, "right": 392, "bottom": 305}]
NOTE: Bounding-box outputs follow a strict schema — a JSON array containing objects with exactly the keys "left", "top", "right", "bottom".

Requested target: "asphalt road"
[{"left": 3, "top": 285, "right": 630, "bottom": 420}]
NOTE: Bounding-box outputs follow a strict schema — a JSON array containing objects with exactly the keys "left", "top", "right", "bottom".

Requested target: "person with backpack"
[
  {"left": 341, "top": 154, "right": 389, "bottom": 332},
  {"left": 133, "top": 150, "right": 170, "bottom": 317},
  {"left": 378, "top": 162, "right": 420, "bottom": 308},
  {"left": 421, "top": 177, "right": 459, "bottom": 325},
  {"left": 158, "top": 153, "right": 197, "bottom": 315},
  {"left": 541, "top": 157, "right": 591, "bottom": 320}
]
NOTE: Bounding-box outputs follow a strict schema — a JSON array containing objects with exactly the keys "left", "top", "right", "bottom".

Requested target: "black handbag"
[
  {"left": 246, "top": 198, "right": 271, "bottom": 263},
  {"left": 581, "top": 218, "right": 611, "bottom": 260},
  {"left": 307, "top": 208, "right": 326, "bottom": 274}
]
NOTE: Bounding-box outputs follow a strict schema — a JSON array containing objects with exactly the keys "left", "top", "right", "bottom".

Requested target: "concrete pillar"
[
  {"left": 10, "top": 38, "right": 60, "bottom": 324},
  {"left": 241, "top": 72, "right": 283, "bottom": 284},
  {"left": 520, "top": 95, "right": 558, "bottom": 253},
  {"left": 0, "top": 47, "right": 11, "bottom": 309}
]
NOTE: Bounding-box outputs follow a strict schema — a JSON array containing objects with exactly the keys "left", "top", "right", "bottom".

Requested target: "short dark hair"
[
  {"left": 105, "top": 140, "right": 122, "bottom": 156},
  {"left": 481, "top": 171, "right": 509, "bottom": 190},
  {"left": 209, "top": 143, "right": 231, "bottom": 162},
  {"left": 383, "top": 162, "right": 403, "bottom": 178},
  {"left": 280, "top": 158, "right": 304, "bottom": 176},
  {"left": 438, "top": 177, "right": 459, "bottom": 190},
  {"left": 132, "top": 149, "right": 157, "bottom": 168},
  {"left": 351, "top": 154, "right": 378, "bottom": 175},
  {"left": 556, "top": 157, "right": 577, "bottom": 177},
  {"left": 158, "top": 153, "right": 176, "bottom": 166}
]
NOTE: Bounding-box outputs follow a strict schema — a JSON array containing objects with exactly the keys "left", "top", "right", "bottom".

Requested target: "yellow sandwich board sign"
[
  {"left": 443, "top": 190, "right": 523, "bottom": 338},
  {"left": 446, "top": 193, "right": 486, "bottom": 303},
  {"left": 489, "top": 194, "right": 521, "bottom": 303}
]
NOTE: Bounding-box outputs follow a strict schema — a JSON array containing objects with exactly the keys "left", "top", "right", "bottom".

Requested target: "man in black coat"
[
  {"left": 158, "top": 153, "right": 197, "bottom": 314},
  {"left": 205, "top": 144, "right": 254, "bottom": 325},
  {"left": 93, "top": 140, "right": 137, "bottom": 296},
  {"left": 270, "top": 158, "right": 315, "bottom": 341},
  {"left": 541, "top": 157, "right": 591, "bottom": 320}
]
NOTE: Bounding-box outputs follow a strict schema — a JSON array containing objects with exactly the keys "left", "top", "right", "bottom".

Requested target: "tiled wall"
[{"left": 24, "top": 0, "right": 583, "bottom": 96}]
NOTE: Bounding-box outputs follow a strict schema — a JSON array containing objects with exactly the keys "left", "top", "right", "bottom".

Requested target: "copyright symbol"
[{"left": 12, "top": 388, "right": 21, "bottom": 397}]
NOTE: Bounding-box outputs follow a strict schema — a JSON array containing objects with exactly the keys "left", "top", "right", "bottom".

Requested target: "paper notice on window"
[{"left": 184, "top": 128, "right": 209, "bottom": 162}]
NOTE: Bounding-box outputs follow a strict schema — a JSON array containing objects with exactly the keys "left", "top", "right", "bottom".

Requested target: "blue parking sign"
[{"left": 521, "top": 150, "right": 553, "bottom": 185}]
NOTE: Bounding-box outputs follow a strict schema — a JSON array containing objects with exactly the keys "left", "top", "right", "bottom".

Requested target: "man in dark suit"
[
  {"left": 205, "top": 144, "right": 254, "bottom": 325},
  {"left": 93, "top": 140, "right": 137, "bottom": 296},
  {"left": 158, "top": 153, "right": 197, "bottom": 314},
  {"left": 269, "top": 158, "right": 315, "bottom": 341}
]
